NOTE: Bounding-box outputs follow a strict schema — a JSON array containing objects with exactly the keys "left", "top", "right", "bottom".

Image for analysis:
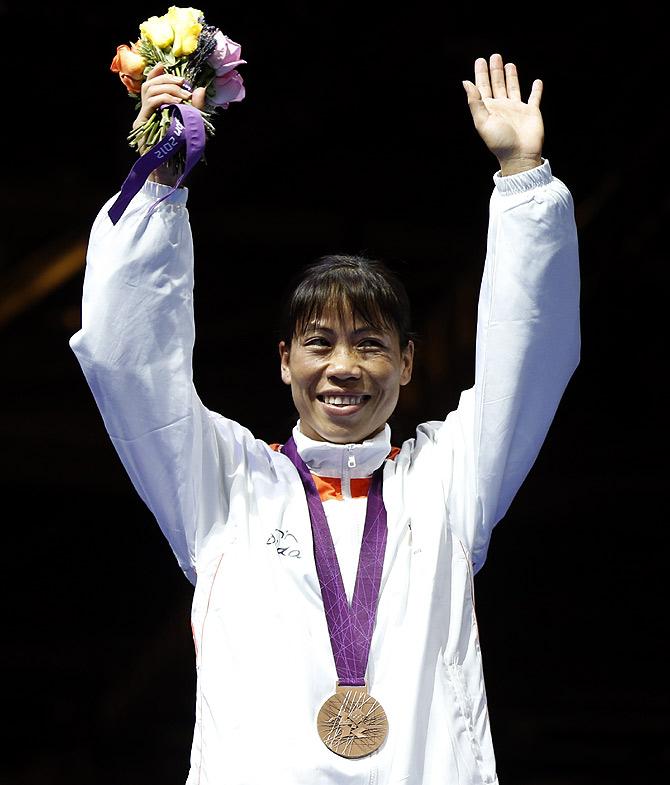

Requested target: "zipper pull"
[{"left": 346, "top": 445, "right": 356, "bottom": 469}]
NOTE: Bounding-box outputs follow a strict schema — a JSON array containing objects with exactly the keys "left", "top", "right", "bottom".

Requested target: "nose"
[{"left": 327, "top": 344, "right": 362, "bottom": 381}]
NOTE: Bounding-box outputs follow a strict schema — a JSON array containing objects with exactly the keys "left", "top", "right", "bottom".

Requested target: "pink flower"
[
  {"left": 208, "top": 70, "right": 246, "bottom": 109},
  {"left": 208, "top": 31, "right": 247, "bottom": 76}
]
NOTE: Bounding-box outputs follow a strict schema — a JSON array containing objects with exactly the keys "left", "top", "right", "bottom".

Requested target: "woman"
[{"left": 70, "top": 53, "right": 580, "bottom": 784}]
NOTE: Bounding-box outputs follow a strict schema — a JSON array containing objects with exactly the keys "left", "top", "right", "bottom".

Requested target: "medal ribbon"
[
  {"left": 281, "top": 436, "right": 388, "bottom": 687},
  {"left": 108, "top": 102, "right": 206, "bottom": 225}
]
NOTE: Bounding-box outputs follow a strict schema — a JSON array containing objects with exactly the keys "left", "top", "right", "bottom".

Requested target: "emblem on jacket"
[{"left": 266, "top": 527, "right": 301, "bottom": 558}]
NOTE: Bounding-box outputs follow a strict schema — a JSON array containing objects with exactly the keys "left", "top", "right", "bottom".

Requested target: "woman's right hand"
[
  {"left": 133, "top": 62, "right": 206, "bottom": 130},
  {"left": 134, "top": 63, "right": 207, "bottom": 185}
]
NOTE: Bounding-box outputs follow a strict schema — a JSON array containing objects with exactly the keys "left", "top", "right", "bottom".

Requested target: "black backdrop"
[{"left": 2, "top": 3, "right": 666, "bottom": 784}]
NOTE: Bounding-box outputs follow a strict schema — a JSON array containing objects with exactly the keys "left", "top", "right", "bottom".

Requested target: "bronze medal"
[{"left": 317, "top": 684, "right": 388, "bottom": 758}]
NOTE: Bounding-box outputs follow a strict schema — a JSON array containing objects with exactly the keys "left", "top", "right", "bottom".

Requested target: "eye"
[
  {"left": 358, "top": 338, "right": 385, "bottom": 349},
  {"left": 304, "top": 336, "right": 330, "bottom": 347}
]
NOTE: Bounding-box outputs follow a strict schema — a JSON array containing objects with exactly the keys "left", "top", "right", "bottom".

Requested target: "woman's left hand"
[{"left": 463, "top": 53, "right": 544, "bottom": 175}]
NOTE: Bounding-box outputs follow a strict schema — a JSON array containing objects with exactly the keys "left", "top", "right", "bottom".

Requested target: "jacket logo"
[{"left": 266, "top": 528, "right": 302, "bottom": 559}]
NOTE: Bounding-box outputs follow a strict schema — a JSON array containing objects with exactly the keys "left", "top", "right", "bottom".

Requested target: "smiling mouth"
[{"left": 317, "top": 394, "right": 371, "bottom": 407}]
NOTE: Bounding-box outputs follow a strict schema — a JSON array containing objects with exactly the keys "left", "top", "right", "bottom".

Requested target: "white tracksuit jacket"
[{"left": 69, "top": 158, "right": 580, "bottom": 785}]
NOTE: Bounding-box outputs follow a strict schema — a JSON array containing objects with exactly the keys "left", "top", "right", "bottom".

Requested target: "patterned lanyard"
[{"left": 280, "top": 436, "right": 387, "bottom": 686}]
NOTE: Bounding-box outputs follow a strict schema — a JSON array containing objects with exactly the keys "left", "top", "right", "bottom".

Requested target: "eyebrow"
[{"left": 305, "top": 322, "right": 387, "bottom": 336}]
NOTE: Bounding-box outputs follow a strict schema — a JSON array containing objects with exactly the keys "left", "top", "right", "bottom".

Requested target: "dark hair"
[{"left": 280, "top": 253, "right": 414, "bottom": 348}]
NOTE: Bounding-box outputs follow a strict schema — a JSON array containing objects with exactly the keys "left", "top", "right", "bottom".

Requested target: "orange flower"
[{"left": 110, "top": 43, "right": 147, "bottom": 94}]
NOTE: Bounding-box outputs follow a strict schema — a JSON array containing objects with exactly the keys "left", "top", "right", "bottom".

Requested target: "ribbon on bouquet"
[{"left": 108, "top": 100, "right": 206, "bottom": 225}]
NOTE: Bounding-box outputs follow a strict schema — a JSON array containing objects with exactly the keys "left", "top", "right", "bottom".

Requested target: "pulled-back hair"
[{"left": 280, "top": 253, "right": 414, "bottom": 348}]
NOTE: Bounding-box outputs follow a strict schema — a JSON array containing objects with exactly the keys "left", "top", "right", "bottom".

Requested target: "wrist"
[
  {"left": 148, "top": 163, "right": 180, "bottom": 187},
  {"left": 492, "top": 158, "right": 552, "bottom": 195},
  {"left": 498, "top": 154, "right": 543, "bottom": 176}
]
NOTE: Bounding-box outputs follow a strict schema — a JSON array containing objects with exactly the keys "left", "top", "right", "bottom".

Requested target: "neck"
[{"left": 292, "top": 421, "right": 392, "bottom": 478}]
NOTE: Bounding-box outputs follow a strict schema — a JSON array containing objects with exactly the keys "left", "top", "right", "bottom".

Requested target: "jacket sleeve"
[
  {"left": 69, "top": 180, "right": 265, "bottom": 585},
  {"left": 434, "top": 158, "right": 580, "bottom": 573}
]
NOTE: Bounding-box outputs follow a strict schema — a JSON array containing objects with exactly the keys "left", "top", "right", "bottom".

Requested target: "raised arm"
[
  {"left": 436, "top": 55, "right": 580, "bottom": 572},
  {"left": 69, "top": 69, "right": 262, "bottom": 584}
]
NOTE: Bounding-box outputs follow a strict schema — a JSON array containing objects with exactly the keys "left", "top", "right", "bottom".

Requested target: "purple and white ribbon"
[
  {"left": 108, "top": 102, "right": 206, "bottom": 225},
  {"left": 281, "top": 436, "right": 388, "bottom": 687}
]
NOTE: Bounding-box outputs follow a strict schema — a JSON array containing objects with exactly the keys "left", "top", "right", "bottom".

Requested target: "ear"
[
  {"left": 279, "top": 340, "right": 291, "bottom": 385},
  {"left": 399, "top": 339, "right": 414, "bottom": 386}
]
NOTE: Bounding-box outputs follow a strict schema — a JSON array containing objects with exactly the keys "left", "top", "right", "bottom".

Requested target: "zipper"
[{"left": 342, "top": 444, "right": 356, "bottom": 498}]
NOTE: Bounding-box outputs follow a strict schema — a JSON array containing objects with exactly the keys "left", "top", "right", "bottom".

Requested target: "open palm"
[{"left": 463, "top": 54, "right": 544, "bottom": 175}]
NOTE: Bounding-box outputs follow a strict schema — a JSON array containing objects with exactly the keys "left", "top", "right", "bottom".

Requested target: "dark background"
[{"left": 1, "top": 2, "right": 666, "bottom": 784}]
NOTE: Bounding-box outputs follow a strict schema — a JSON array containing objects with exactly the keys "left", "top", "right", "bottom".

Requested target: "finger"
[
  {"left": 489, "top": 53, "right": 507, "bottom": 99},
  {"left": 144, "top": 94, "right": 185, "bottom": 115},
  {"left": 142, "top": 74, "right": 187, "bottom": 96},
  {"left": 474, "top": 57, "right": 492, "bottom": 100},
  {"left": 462, "top": 80, "right": 489, "bottom": 130},
  {"left": 528, "top": 78, "right": 543, "bottom": 108},
  {"left": 145, "top": 62, "right": 165, "bottom": 80},
  {"left": 504, "top": 62, "right": 521, "bottom": 101},
  {"left": 135, "top": 92, "right": 188, "bottom": 127},
  {"left": 142, "top": 83, "right": 191, "bottom": 106},
  {"left": 145, "top": 81, "right": 191, "bottom": 98},
  {"left": 192, "top": 86, "right": 206, "bottom": 111}
]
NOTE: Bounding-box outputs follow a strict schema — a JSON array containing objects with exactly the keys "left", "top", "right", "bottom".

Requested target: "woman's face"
[{"left": 279, "top": 305, "right": 414, "bottom": 444}]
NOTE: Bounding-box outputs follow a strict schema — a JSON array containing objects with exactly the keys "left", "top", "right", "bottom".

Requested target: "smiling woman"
[
  {"left": 278, "top": 254, "right": 415, "bottom": 444},
  {"left": 68, "top": 53, "right": 580, "bottom": 784}
]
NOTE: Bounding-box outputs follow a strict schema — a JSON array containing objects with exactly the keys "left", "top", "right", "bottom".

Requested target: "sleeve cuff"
[
  {"left": 137, "top": 178, "right": 190, "bottom": 206},
  {"left": 492, "top": 158, "right": 553, "bottom": 195}
]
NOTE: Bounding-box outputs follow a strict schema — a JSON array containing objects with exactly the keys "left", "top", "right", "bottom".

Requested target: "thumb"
[
  {"left": 192, "top": 86, "right": 206, "bottom": 111},
  {"left": 462, "top": 79, "right": 489, "bottom": 130}
]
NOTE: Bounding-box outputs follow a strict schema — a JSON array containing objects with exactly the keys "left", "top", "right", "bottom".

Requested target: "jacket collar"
[{"left": 292, "top": 420, "right": 392, "bottom": 479}]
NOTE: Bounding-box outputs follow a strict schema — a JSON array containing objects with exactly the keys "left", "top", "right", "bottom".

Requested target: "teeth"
[{"left": 323, "top": 395, "right": 365, "bottom": 406}]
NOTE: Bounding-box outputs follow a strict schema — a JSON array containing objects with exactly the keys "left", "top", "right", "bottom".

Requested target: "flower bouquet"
[{"left": 111, "top": 5, "right": 246, "bottom": 177}]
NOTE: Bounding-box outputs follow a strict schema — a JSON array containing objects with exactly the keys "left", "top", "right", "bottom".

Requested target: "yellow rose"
[
  {"left": 139, "top": 15, "right": 175, "bottom": 49},
  {"left": 166, "top": 5, "right": 203, "bottom": 57}
]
